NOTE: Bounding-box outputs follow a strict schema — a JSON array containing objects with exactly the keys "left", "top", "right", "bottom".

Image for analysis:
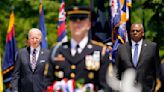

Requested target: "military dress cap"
[{"left": 66, "top": 6, "right": 91, "bottom": 21}]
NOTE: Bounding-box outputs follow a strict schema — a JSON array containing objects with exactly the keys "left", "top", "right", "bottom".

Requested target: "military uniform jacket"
[{"left": 44, "top": 40, "right": 110, "bottom": 91}]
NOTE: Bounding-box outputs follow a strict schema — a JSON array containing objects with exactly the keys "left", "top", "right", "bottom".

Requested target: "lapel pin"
[
  {"left": 87, "top": 44, "right": 92, "bottom": 49},
  {"left": 41, "top": 51, "right": 44, "bottom": 54},
  {"left": 144, "top": 44, "right": 147, "bottom": 47}
]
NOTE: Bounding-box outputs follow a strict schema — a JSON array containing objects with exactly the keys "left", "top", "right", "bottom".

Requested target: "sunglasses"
[
  {"left": 131, "top": 30, "right": 140, "bottom": 32},
  {"left": 69, "top": 14, "right": 89, "bottom": 21}
]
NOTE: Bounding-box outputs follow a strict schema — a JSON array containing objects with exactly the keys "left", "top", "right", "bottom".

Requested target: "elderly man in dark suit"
[
  {"left": 115, "top": 23, "right": 160, "bottom": 92},
  {"left": 44, "top": 6, "right": 111, "bottom": 91},
  {"left": 11, "top": 28, "right": 49, "bottom": 92}
]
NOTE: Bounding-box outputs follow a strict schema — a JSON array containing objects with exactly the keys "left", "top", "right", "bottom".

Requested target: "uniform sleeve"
[
  {"left": 99, "top": 48, "right": 111, "bottom": 91},
  {"left": 43, "top": 47, "right": 56, "bottom": 89}
]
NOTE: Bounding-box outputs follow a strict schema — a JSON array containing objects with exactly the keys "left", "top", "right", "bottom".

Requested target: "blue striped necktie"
[{"left": 133, "top": 43, "right": 139, "bottom": 67}]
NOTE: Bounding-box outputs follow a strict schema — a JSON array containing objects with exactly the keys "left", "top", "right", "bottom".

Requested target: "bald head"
[
  {"left": 130, "top": 23, "right": 144, "bottom": 42},
  {"left": 131, "top": 23, "right": 144, "bottom": 32},
  {"left": 28, "top": 28, "right": 42, "bottom": 48}
]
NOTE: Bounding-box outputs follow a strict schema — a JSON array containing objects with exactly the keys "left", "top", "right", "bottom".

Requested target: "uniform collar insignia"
[{"left": 63, "top": 45, "right": 68, "bottom": 49}]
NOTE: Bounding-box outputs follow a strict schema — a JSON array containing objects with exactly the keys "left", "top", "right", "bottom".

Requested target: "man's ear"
[
  {"left": 86, "top": 21, "right": 91, "bottom": 31},
  {"left": 141, "top": 32, "right": 144, "bottom": 37},
  {"left": 86, "top": 23, "right": 91, "bottom": 30},
  {"left": 141, "top": 30, "right": 144, "bottom": 37}
]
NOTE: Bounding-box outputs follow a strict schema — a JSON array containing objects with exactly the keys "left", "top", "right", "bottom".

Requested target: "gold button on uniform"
[
  {"left": 58, "top": 71, "right": 64, "bottom": 78},
  {"left": 55, "top": 65, "right": 60, "bottom": 69},
  {"left": 88, "top": 72, "right": 94, "bottom": 79},
  {"left": 54, "top": 71, "right": 64, "bottom": 78},
  {"left": 71, "top": 65, "right": 76, "bottom": 69},
  {"left": 70, "top": 72, "right": 75, "bottom": 78}
]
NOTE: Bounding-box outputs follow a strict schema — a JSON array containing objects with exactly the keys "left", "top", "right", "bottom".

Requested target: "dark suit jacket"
[
  {"left": 115, "top": 39, "right": 160, "bottom": 92},
  {"left": 44, "top": 40, "right": 110, "bottom": 91},
  {"left": 12, "top": 47, "right": 49, "bottom": 92}
]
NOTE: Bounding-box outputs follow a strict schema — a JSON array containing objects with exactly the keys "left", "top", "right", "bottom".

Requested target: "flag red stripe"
[
  {"left": 6, "top": 26, "right": 15, "bottom": 42},
  {"left": 59, "top": 3, "right": 64, "bottom": 13},
  {"left": 57, "top": 23, "right": 65, "bottom": 36}
]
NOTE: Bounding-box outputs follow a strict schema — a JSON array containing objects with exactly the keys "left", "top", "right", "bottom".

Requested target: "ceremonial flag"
[
  {"left": 110, "top": 0, "right": 132, "bottom": 62},
  {"left": 3, "top": 11, "right": 17, "bottom": 83},
  {"left": 110, "top": 0, "right": 121, "bottom": 43},
  {"left": 109, "top": 0, "right": 121, "bottom": 61},
  {"left": 119, "top": 0, "right": 132, "bottom": 42},
  {"left": 57, "top": 0, "right": 68, "bottom": 43},
  {"left": 39, "top": 2, "right": 48, "bottom": 48}
]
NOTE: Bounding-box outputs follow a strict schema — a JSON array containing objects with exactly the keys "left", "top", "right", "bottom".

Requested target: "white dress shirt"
[
  {"left": 71, "top": 36, "right": 88, "bottom": 56},
  {"left": 131, "top": 39, "right": 143, "bottom": 61},
  {"left": 30, "top": 46, "right": 40, "bottom": 62}
]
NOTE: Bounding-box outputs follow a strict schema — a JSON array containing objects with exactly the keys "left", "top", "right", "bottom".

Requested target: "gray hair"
[
  {"left": 131, "top": 23, "right": 144, "bottom": 31},
  {"left": 28, "top": 28, "right": 42, "bottom": 37}
]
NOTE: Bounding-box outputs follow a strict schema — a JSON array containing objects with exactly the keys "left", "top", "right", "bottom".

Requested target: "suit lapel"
[
  {"left": 125, "top": 43, "right": 134, "bottom": 67},
  {"left": 26, "top": 47, "right": 33, "bottom": 71},
  {"left": 35, "top": 48, "right": 45, "bottom": 71},
  {"left": 137, "top": 40, "right": 147, "bottom": 67}
]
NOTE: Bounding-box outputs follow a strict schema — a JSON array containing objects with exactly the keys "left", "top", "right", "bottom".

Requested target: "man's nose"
[
  {"left": 33, "top": 38, "right": 37, "bottom": 41},
  {"left": 132, "top": 30, "right": 138, "bottom": 34}
]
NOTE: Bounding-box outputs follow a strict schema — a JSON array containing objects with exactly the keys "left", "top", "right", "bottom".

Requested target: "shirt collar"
[
  {"left": 131, "top": 39, "right": 143, "bottom": 47},
  {"left": 71, "top": 36, "right": 88, "bottom": 49},
  {"left": 30, "top": 46, "right": 40, "bottom": 53}
]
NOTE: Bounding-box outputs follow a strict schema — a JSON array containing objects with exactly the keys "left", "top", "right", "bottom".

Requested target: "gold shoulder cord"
[{"left": 91, "top": 40, "right": 107, "bottom": 56}]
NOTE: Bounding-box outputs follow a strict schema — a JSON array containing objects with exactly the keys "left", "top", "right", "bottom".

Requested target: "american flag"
[{"left": 57, "top": 0, "right": 68, "bottom": 43}]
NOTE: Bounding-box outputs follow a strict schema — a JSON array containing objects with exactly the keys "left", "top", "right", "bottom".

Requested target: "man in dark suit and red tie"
[
  {"left": 115, "top": 23, "right": 160, "bottom": 92},
  {"left": 11, "top": 28, "right": 49, "bottom": 92}
]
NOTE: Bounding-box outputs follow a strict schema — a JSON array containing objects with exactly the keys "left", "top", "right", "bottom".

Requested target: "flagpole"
[{"left": 90, "top": 0, "right": 94, "bottom": 11}]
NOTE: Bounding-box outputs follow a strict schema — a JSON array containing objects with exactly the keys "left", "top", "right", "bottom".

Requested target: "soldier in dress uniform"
[{"left": 44, "top": 5, "right": 111, "bottom": 91}]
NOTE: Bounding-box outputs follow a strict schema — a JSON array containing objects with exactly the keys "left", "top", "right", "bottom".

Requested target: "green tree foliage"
[
  {"left": 0, "top": 0, "right": 60, "bottom": 58},
  {"left": 143, "top": 0, "right": 164, "bottom": 48},
  {"left": 131, "top": 0, "right": 164, "bottom": 58}
]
